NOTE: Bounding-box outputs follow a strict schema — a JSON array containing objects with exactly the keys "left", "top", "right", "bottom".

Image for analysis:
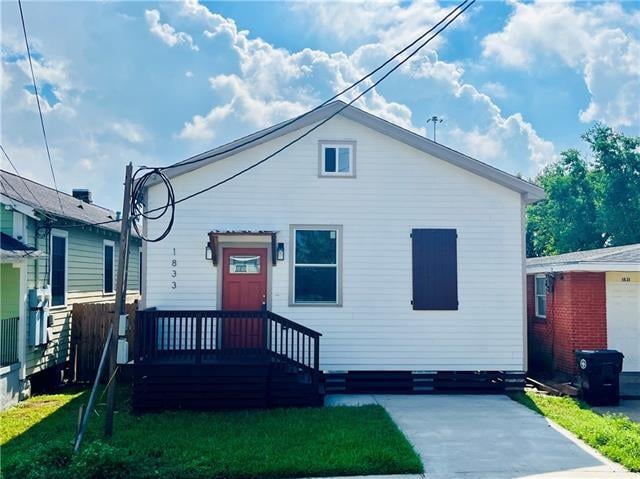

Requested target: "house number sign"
[{"left": 170, "top": 247, "right": 177, "bottom": 290}]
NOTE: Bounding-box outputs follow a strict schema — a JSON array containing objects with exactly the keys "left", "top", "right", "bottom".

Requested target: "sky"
[{"left": 1, "top": 0, "right": 639, "bottom": 211}]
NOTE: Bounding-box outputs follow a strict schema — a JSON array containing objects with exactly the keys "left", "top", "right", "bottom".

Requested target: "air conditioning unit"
[{"left": 28, "top": 287, "right": 51, "bottom": 346}]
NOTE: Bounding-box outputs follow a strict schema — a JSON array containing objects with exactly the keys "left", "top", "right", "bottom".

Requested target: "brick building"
[{"left": 526, "top": 244, "right": 639, "bottom": 389}]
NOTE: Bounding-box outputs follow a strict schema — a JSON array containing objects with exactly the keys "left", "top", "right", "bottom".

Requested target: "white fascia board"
[
  {"left": 527, "top": 262, "right": 640, "bottom": 274},
  {"left": 0, "top": 194, "right": 39, "bottom": 220}
]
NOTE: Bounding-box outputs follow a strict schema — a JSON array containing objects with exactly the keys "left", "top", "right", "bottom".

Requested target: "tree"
[
  {"left": 584, "top": 124, "right": 640, "bottom": 246},
  {"left": 526, "top": 124, "right": 640, "bottom": 257}
]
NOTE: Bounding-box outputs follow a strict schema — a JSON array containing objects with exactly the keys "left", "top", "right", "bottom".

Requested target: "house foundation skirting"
[{"left": 323, "top": 370, "right": 526, "bottom": 394}]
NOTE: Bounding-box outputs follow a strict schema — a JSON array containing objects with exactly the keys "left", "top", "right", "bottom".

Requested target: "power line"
[
  {"left": 17, "top": 0, "right": 64, "bottom": 213},
  {"left": 0, "top": 177, "right": 26, "bottom": 206},
  {"left": 151, "top": 0, "right": 470, "bottom": 172},
  {"left": 55, "top": 0, "right": 475, "bottom": 232},
  {"left": 0, "top": 144, "right": 46, "bottom": 208},
  {"left": 145, "top": 0, "right": 475, "bottom": 215}
]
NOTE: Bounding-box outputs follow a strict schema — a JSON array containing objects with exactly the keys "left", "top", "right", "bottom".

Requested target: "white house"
[{"left": 139, "top": 101, "right": 544, "bottom": 395}]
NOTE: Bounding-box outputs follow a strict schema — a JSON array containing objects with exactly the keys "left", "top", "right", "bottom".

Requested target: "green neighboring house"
[{"left": 0, "top": 170, "right": 141, "bottom": 409}]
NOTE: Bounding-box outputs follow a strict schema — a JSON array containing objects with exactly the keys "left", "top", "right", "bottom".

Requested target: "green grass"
[
  {"left": 0, "top": 387, "right": 423, "bottom": 479},
  {"left": 512, "top": 391, "right": 640, "bottom": 472}
]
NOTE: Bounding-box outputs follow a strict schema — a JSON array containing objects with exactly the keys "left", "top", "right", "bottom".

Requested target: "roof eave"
[
  {"left": 142, "top": 101, "right": 546, "bottom": 199},
  {"left": 527, "top": 261, "right": 640, "bottom": 273}
]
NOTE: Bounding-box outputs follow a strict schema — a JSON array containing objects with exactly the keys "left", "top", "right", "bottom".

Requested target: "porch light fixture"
[
  {"left": 277, "top": 242, "right": 285, "bottom": 261},
  {"left": 205, "top": 243, "right": 213, "bottom": 261}
]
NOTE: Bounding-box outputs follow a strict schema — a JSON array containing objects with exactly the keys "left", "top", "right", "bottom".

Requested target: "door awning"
[{"left": 207, "top": 231, "right": 277, "bottom": 266}]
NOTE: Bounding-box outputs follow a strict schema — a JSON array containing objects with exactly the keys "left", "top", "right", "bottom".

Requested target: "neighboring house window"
[
  {"left": 319, "top": 141, "right": 356, "bottom": 177},
  {"left": 535, "top": 274, "right": 547, "bottom": 318},
  {"left": 291, "top": 226, "right": 341, "bottom": 305},
  {"left": 103, "top": 240, "right": 114, "bottom": 294},
  {"left": 50, "top": 230, "right": 68, "bottom": 307},
  {"left": 411, "top": 228, "right": 458, "bottom": 310}
]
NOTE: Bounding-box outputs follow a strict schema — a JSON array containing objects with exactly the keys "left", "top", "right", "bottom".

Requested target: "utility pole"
[
  {"left": 426, "top": 116, "right": 444, "bottom": 142},
  {"left": 105, "top": 162, "right": 133, "bottom": 437}
]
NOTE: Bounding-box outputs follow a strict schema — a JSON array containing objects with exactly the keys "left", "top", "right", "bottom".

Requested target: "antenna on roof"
[{"left": 426, "top": 116, "right": 444, "bottom": 143}]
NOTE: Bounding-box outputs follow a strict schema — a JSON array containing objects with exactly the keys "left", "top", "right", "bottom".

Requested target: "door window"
[{"left": 229, "top": 255, "right": 261, "bottom": 274}]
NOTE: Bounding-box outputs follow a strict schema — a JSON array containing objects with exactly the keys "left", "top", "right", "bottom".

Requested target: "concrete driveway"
[{"left": 327, "top": 394, "right": 638, "bottom": 479}]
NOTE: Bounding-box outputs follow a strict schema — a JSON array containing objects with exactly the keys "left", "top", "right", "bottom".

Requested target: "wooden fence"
[{"left": 71, "top": 302, "right": 138, "bottom": 382}]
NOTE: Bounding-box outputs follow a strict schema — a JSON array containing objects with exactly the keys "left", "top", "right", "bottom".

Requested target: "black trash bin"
[{"left": 575, "top": 349, "right": 624, "bottom": 406}]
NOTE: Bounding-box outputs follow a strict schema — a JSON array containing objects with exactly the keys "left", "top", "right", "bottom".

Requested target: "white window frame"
[
  {"left": 103, "top": 240, "right": 115, "bottom": 295},
  {"left": 12, "top": 212, "right": 26, "bottom": 241},
  {"left": 534, "top": 274, "right": 547, "bottom": 319},
  {"left": 290, "top": 225, "right": 342, "bottom": 306},
  {"left": 49, "top": 229, "right": 68, "bottom": 309},
  {"left": 318, "top": 141, "right": 356, "bottom": 178}
]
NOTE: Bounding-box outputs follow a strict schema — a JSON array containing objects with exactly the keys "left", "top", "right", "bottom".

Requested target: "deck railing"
[
  {"left": 0, "top": 316, "right": 19, "bottom": 366},
  {"left": 134, "top": 310, "right": 321, "bottom": 372}
]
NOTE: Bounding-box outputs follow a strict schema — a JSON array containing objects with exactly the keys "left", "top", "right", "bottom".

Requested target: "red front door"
[{"left": 222, "top": 248, "right": 267, "bottom": 348}]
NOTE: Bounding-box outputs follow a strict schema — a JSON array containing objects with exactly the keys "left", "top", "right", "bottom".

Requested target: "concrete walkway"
[{"left": 326, "top": 394, "right": 639, "bottom": 479}]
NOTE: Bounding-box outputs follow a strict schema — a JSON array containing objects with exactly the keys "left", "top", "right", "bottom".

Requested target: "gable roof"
[
  {"left": 527, "top": 243, "right": 640, "bottom": 273},
  {"left": 0, "top": 170, "right": 122, "bottom": 233},
  {"left": 154, "top": 100, "right": 545, "bottom": 202}
]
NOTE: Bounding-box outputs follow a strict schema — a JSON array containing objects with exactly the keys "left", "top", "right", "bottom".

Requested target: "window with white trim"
[
  {"left": 50, "top": 230, "right": 67, "bottom": 307},
  {"left": 103, "top": 240, "right": 114, "bottom": 294},
  {"left": 319, "top": 142, "right": 355, "bottom": 177},
  {"left": 292, "top": 227, "right": 340, "bottom": 304},
  {"left": 535, "top": 274, "right": 547, "bottom": 318}
]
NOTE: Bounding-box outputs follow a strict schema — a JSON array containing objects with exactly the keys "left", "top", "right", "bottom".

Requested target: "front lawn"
[
  {"left": 513, "top": 390, "right": 640, "bottom": 472},
  {"left": 1, "top": 387, "right": 423, "bottom": 479}
]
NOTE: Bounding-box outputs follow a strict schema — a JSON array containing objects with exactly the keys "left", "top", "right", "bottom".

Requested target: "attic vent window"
[{"left": 319, "top": 141, "right": 356, "bottom": 177}]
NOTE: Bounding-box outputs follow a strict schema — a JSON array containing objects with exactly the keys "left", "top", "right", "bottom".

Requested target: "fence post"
[
  {"left": 195, "top": 314, "right": 202, "bottom": 364},
  {"left": 263, "top": 310, "right": 269, "bottom": 352}
]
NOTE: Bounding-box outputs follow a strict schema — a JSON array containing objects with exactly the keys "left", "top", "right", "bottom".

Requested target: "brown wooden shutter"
[{"left": 412, "top": 228, "right": 458, "bottom": 310}]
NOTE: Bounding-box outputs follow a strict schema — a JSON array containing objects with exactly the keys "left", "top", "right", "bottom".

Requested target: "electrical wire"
[
  {"left": 130, "top": 168, "right": 175, "bottom": 242},
  {"left": 53, "top": 0, "right": 474, "bottom": 236},
  {"left": 142, "top": 0, "right": 475, "bottom": 217},
  {"left": 17, "top": 0, "right": 64, "bottom": 213},
  {"left": 1, "top": 144, "right": 46, "bottom": 209},
  {"left": 1, "top": 175, "right": 28, "bottom": 206},
  {"left": 149, "top": 0, "right": 470, "bottom": 173}
]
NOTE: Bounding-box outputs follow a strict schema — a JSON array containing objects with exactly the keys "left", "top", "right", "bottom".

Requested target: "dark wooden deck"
[{"left": 132, "top": 310, "right": 323, "bottom": 411}]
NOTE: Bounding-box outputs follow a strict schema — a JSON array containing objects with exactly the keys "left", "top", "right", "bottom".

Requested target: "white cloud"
[
  {"left": 20, "top": 89, "right": 75, "bottom": 117},
  {"left": 16, "top": 57, "right": 70, "bottom": 88},
  {"left": 110, "top": 121, "right": 146, "bottom": 144},
  {"left": 482, "top": 1, "right": 640, "bottom": 128},
  {"left": 0, "top": 63, "right": 11, "bottom": 93},
  {"left": 185, "top": 70, "right": 193, "bottom": 78},
  {"left": 80, "top": 158, "right": 94, "bottom": 170},
  {"left": 177, "top": 101, "right": 234, "bottom": 141},
  {"left": 145, "top": 9, "right": 199, "bottom": 51},
  {"left": 176, "top": 0, "right": 555, "bottom": 174},
  {"left": 2, "top": 37, "right": 77, "bottom": 116},
  {"left": 481, "top": 81, "right": 508, "bottom": 100},
  {"left": 290, "top": 0, "right": 461, "bottom": 49}
]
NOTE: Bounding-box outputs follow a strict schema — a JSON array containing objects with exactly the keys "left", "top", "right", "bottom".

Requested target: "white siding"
[{"left": 145, "top": 116, "right": 526, "bottom": 371}]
